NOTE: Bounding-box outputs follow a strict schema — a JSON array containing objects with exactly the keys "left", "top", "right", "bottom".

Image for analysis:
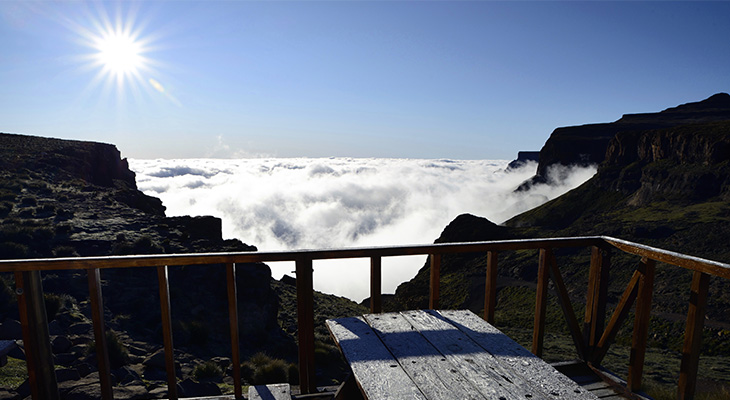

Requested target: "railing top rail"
[
  {"left": 600, "top": 236, "right": 730, "bottom": 279},
  {"left": 1, "top": 235, "right": 728, "bottom": 279},
  {"left": 0, "top": 237, "right": 602, "bottom": 272}
]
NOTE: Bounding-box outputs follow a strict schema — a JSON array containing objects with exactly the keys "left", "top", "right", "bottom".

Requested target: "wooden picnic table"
[{"left": 326, "top": 310, "right": 599, "bottom": 400}]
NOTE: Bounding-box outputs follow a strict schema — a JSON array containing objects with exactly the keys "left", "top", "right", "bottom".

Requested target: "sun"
[
  {"left": 91, "top": 27, "right": 147, "bottom": 85},
  {"left": 73, "top": 4, "right": 154, "bottom": 92},
  {"left": 70, "top": 3, "right": 178, "bottom": 105},
  {"left": 95, "top": 31, "right": 143, "bottom": 77}
]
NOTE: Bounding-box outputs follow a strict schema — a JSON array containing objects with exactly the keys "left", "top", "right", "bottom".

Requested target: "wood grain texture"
[
  {"left": 628, "top": 259, "right": 655, "bottom": 391},
  {"left": 296, "top": 258, "right": 316, "bottom": 394},
  {"left": 329, "top": 310, "right": 599, "bottom": 400},
  {"left": 400, "top": 310, "right": 543, "bottom": 400},
  {"left": 533, "top": 249, "right": 550, "bottom": 357},
  {"left": 363, "top": 312, "right": 486, "bottom": 400},
  {"left": 225, "top": 263, "right": 243, "bottom": 399},
  {"left": 370, "top": 257, "right": 382, "bottom": 313},
  {"left": 87, "top": 268, "right": 113, "bottom": 400},
  {"left": 156, "top": 265, "right": 178, "bottom": 400},
  {"left": 436, "top": 310, "right": 599, "bottom": 400},
  {"left": 678, "top": 271, "right": 710, "bottom": 400},
  {"left": 429, "top": 254, "right": 441, "bottom": 309},
  {"left": 248, "top": 383, "right": 291, "bottom": 400},
  {"left": 326, "top": 316, "right": 428, "bottom": 400},
  {"left": 484, "top": 251, "right": 498, "bottom": 324}
]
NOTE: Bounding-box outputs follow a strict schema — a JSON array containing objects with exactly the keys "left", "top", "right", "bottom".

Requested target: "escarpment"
[
  {"left": 521, "top": 92, "right": 730, "bottom": 189},
  {"left": 597, "top": 121, "right": 730, "bottom": 204}
]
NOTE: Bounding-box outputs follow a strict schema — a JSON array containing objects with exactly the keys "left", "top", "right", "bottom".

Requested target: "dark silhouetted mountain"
[
  {"left": 520, "top": 93, "right": 730, "bottom": 190},
  {"left": 506, "top": 151, "right": 540, "bottom": 170}
]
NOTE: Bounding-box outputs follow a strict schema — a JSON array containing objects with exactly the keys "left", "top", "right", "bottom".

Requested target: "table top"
[{"left": 326, "top": 309, "right": 599, "bottom": 400}]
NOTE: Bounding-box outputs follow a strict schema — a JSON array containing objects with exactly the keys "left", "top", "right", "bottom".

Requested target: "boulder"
[{"left": 52, "top": 336, "right": 73, "bottom": 354}]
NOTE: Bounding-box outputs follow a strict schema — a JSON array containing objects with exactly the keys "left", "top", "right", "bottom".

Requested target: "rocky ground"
[{"left": 0, "top": 133, "right": 365, "bottom": 399}]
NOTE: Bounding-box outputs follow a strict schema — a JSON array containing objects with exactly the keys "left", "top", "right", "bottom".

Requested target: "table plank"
[
  {"left": 248, "top": 383, "right": 291, "bottom": 400},
  {"left": 434, "top": 309, "right": 598, "bottom": 400},
  {"left": 363, "top": 313, "right": 487, "bottom": 400},
  {"left": 399, "top": 310, "right": 547, "bottom": 400},
  {"left": 326, "top": 316, "right": 428, "bottom": 400}
]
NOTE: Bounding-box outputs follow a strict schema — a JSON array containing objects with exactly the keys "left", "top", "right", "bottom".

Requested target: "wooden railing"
[{"left": 1, "top": 236, "right": 728, "bottom": 400}]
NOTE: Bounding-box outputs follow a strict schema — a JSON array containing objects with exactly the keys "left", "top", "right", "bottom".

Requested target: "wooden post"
[
  {"left": 484, "top": 251, "right": 498, "bottom": 324},
  {"left": 87, "top": 268, "right": 113, "bottom": 400},
  {"left": 584, "top": 246, "right": 609, "bottom": 356},
  {"left": 14, "top": 271, "right": 59, "bottom": 400},
  {"left": 429, "top": 254, "right": 441, "bottom": 309},
  {"left": 370, "top": 256, "right": 382, "bottom": 313},
  {"left": 532, "top": 249, "right": 549, "bottom": 357},
  {"left": 157, "top": 265, "right": 178, "bottom": 399},
  {"left": 226, "top": 263, "right": 243, "bottom": 399},
  {"left": 296, "top": 257, "right": 316, "bottom": 394},
  {"left": 678, "top": 271, "right": 710, "bottom": 400},
  {"left": 628, "top": 258, "right": 655, "bottom": 392}
]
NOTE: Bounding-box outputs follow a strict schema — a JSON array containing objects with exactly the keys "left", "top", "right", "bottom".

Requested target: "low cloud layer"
[{"left": 130, "top": 158, "right": 596, "bottom": 301}]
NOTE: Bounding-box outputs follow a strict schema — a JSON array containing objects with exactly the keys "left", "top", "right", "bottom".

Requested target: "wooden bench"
[
  {"left": 0, "top": 340, "right": 17, "bottom": 367},
  {"left": 326, "top": 310, "right": 599, "bottom": 400},
  {"left": 248, "top": 383, "right": 291, "bottom": 400}
]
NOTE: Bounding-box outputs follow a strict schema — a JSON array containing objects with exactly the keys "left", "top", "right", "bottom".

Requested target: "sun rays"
[{"left": 67, "top": 2, "right": 177, "bottom": 106}]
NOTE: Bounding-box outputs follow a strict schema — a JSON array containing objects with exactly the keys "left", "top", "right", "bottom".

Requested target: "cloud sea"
[{"left": 130, "top": 158, "right": 596, "bottom": 302}]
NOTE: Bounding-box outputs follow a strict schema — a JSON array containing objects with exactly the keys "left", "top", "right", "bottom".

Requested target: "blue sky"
[{"left": 1, "top": 1, "right": 729, "bottom": 160}]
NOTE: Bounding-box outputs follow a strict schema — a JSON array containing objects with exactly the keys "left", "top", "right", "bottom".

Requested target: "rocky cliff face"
[
  {"left": 0, "top": 133, "right": 138, "bottom": 190},
  {"left": 597, "top": 121, "right": 730, "bottom": 205},
  {"left": 525, "top": 93, "right": 730, "bottom": 187}
]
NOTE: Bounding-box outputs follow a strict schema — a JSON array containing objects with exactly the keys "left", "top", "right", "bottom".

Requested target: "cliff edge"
[{"left": 521, "top": 92, "right": 730, "bottom": 189}]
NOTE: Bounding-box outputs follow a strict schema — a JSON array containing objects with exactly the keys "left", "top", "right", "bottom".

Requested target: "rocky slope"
[
  {"left": 389, "top": 102, "right": 730, "bottom": 393},
  {"left": 0, "top": 133, "right": 364, "bottom": 399},
  {"left": 521, "top": 92, "right": 730, "bottom": 188}
]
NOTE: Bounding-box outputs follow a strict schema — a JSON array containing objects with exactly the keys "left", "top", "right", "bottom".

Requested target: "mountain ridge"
[{"left": 522, "top": 92, "right": 730, "bottom": 189}]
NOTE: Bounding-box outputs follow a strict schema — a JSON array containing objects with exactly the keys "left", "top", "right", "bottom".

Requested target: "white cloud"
[{"left": 130, "top": 158, "right": 596, "bottom": 302}]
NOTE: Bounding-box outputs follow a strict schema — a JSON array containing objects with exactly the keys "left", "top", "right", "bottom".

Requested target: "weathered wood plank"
[
  {"left": 87, "top": 268, "right": 113, "bottom": 400},
  {"left": 15, "top": 270, "right": 59, "bottom": 400},
  {"left": 533, "top": 249, "right": 550, "bottom": 357},
  {"left": 435, "top": 309, "right": 599, "bottom": 400},
  {"left": 483, "top": 251, "right": 498, "bottom": 324},
  {"left": 225, "top": 263, "right": 242, "bottom": 400},
  {"left": 399, "top": 310, "right": 546, "bottom": 400},
  {"left": 429, "top": 254, "right": 441, "bottom": 309},
  {"left": 628, "top": 258, "right": 655, "bottom": 391},
  {"left": 678, "top": 271, "right": 710, "bottom": 400},
  {"left": 589, "top": 387, "right": 621, "bottom": 398},
  {"left": 157, "top": 265, "right": 178, "bottom": 400},
  {"left": 370, "top": 257, "right": 382, "bottom": 313},
  {"left": 363, "top": 313, "right": 486, "bottom": 400},
  {"left": 325, "top": 317, "right": 427, "bottom": 400},
  {"left": 0, "top": 237, "right": 605, "bottom": 272},
  {"left": 296, "top": 258, "right": 316, "bottom": 394},
  {"left": 585, "top": 247, "right": 609, "bottom": 353},
  {"left": 248, "top": 383, "right": 291, "bottom": 400},
  {"left": 581, "top": 381, "right": 612, "bottom": 390}
]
